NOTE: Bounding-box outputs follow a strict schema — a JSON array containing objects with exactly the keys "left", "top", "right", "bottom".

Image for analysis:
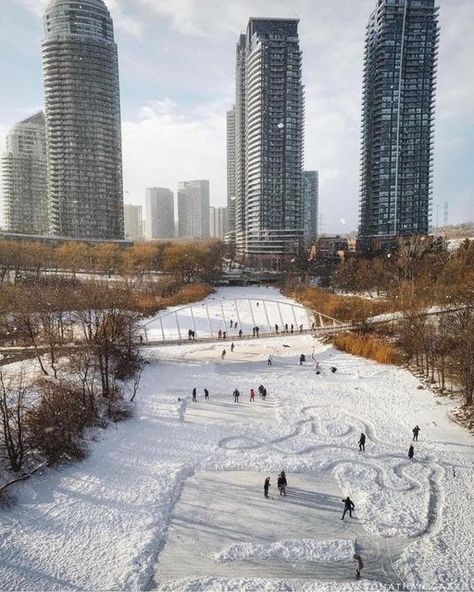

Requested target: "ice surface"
[{"left": 0, "top": 286, "right": 473, "bottom": 592}]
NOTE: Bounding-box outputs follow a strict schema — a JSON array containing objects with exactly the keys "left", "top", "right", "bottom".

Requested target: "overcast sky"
[{"left": 0, "top": 0, "right": 472, "bottom": 233}]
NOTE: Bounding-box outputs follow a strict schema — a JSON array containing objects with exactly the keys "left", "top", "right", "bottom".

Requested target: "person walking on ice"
[
  {"left": 233, "top": 388, "right": 240, "bottom": 403},
  {"left": 267, "top": 355, "right": 272, "bottom": 366},
  {"left": 204, "top": 388, "right": 209, "bottom": 400},
  {"left": 353, "top": 553, "right": 364, "bottom": 579},
  {"left": 238, "top": 329, "right": 243, "bottom": 339},
  {"left": 264, "top": 476, "right": 271, "bottom": 498},
  {"left": 408, "top": 444, "right": 414, "bottom": 460},
  {"left": 250, "top": 388, "right": 255, "bottom": 402},
  {"left": 231, "top": 342, "right": 235, "bottom": 352},
  {"left": 192, "top": 387, "right": 197, "bottom": 402},
  {"left": 358, "top": 432, "right": 366, "bottom": 451},
  {"left": 299, "top": 354, "right": 306, "bottom": 365},
  {"left": 341, "top": 496, "right": 355, "bottom": 520},
  {"left": 413, "top": 425, "right": 421, "bottom": 441},
  {"left": 277, "top": 471, "right": 287, "bottom": 496},
  {"left": 221, "top": 349, "right": 226, "bottom": 359}
]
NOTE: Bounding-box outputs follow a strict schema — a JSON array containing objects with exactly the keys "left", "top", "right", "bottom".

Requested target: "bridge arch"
[{"left": 140, "top": 298, "right": 345, "bottom": 344}]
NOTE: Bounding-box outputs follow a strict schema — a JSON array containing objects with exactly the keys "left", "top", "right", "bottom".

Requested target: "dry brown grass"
[
  {"left": 159, "top": 284, "right": 214, "bottom": 309},
  {"left": 332, "top": 332, "right": 403, "bottom": 365},
  {"left": 286, "top": 286, "right": 394, "bottom": 323}
]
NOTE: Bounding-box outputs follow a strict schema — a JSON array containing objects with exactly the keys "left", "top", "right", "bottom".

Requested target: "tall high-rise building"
[
  {"left": 145, "top": 187, "right": 174, "bottom": 240},
  {"left": 1, "top": 112, "right": 48, "bottom": 235},
  {"left": 42, "top": 0, "right": 124, "bottom": 239},
  {"left": 177, "top": 180, "right": 210, "bottom": 239},
  {"left": 226, "top": 107, "right": 236, "bottom": 241},
  {"left": 209, "top": 206, "right": 228, "bottom": 239},
  {"left": 233, "top": 18, "right": 304, "bottom": 259},
  {"left": 124, "top": 204, "right": 143, "bottom": 241},
  {"left": 359, "top": 0, "right": 439, "bottom": 245},
  {"left": 303, "top": 170, "right": 319, "bottom": 242}
]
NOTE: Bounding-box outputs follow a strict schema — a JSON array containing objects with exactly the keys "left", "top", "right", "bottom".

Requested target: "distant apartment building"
[
  {"left": 359, "top": 0, "right": 440, "bottom": 247},
  {"left": 209, "top": 206, "right": 228, "bottom": 239},
  {"left": 233, "top": 18, "right": 304, "bottom": 258},
  {"left": 145, "top": 187, "right": 174, "bottom": 240},
  {"left": 42, "top": 0, "right": 124, "bottom": 239},
  {"left": 124, "top": 204, "right": 143, "bottom": 241},
  {"left": 303, "top": 170, "right": 319, "bottom": 242},
  {"left": 177, "top": 180, "right": 210, "bottom": 239},
  {"left": 226, "top": 107, "right": 236, "bottom": 242},
  {"left": 1, "top": 112, "right": 48, "bottom": 235}
]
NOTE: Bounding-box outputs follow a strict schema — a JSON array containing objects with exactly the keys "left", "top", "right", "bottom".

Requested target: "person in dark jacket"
[
  {"left": 275, "top": 324, "right": 279, "bottom": 333},
  {"left": 358, "top": 433, "right": 366, "bottom": 452},
  {"left": 299, "top": 354, "right": 306, "bottom": 365},
  {"left": 221, "top": 349, "right": 226, "bottom": 359},
  {"left": 277, "top": 471, "right": 287, "bottom": 496},
  {"left": 239, "top": 329, "right": 243, "bottom": 339},
  {"left": 413, "top": 425, "right": 421, "bottom": 441},
  {"left": 233, "top": 388, "right": 240, "bottom": 403},
  {"left": 204, "top": 388, "right": 209, "bottom": 400},
  {"left": 264, "top": 476, "right": 271, "bottom": 498},
  {"left": 341, "top": 496, "right": 355, "bottom": 520},
  {"left": 192, "top": 387, "right": 197, "bottom": 402},
  {"left": 408, "top": 444, "right": 414, "bottom": 459},
  {"left": 231, "top": 342, "right": 235, "bottom": 352},
  {"left": 330, "top": 366, "right": 337, "bottom": 373}
]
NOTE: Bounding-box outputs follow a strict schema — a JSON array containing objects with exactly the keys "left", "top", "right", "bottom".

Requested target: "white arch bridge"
[{"left": 140, "top": 298, "right": 348, "bottom": 345}]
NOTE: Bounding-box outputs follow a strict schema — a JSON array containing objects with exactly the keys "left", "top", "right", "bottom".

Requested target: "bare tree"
[{"left": 0, "top": 369, "right": 31, "bottom": 472}]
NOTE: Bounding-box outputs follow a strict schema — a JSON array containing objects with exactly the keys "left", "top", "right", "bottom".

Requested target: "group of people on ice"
[
  {"left": 357, "top": 424, "right": 421, "bottom": 458},
  {"left": 263, "top": 471, "right": 287, "bottom": 498},
  {"left": 191, "top": 384, "right": 269, "bottom": 403}
]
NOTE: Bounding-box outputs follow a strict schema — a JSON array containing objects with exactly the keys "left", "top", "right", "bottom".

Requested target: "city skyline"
[{"left": 0, "top": 0, "right": 472, "bottom": 233}]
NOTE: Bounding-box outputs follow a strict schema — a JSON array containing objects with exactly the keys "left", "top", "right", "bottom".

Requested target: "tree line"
[{"left": 0, "top": 239, "right": 226, "bottom": 285}]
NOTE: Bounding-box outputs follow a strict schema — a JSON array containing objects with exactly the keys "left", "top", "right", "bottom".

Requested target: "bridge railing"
[{"left": 140, "top": 298, "right": 346, "bottom": 344}]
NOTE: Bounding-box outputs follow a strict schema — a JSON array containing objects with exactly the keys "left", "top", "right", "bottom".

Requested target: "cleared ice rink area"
[{"left": 0, "top": 286, "right": 473, "bottom": 592}]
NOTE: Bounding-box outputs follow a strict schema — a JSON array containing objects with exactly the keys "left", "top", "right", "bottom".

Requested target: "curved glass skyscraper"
[{"left": 42, "top": 0, "right": 124, "bottom": 239}]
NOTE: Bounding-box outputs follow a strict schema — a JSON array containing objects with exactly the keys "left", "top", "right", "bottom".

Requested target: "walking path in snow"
[{"left": 0, "top": 286, "right": 473, "bottom": 592}]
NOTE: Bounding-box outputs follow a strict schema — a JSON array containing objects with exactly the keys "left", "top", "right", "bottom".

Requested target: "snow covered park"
[{"left": 1, "top": 286, "right": 474, "bottom": 591}]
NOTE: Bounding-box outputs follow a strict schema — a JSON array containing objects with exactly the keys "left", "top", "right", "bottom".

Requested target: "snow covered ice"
[{"left": 0, "top": 286, "right": 473, "bottom": 592}]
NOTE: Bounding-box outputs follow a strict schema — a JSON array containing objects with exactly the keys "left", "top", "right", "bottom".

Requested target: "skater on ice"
[
  {"left": 353, "top": 553, "right": 364, "bottom": 579},
  {"left": 204, "top": 388, "right": 209, "bottom": 400},
  {"left": 239, "top": 329, "right": 243, "bottom": 339},
  {"left": 358, "top": 433, "right": 366, "bottom": 451},
  {"left": 413, "top": 425, "right": 421, "bottom": 441},
  {"left": 231, "top": 342, "right": 235, "bottom": 352},
  {"left": 267, "top": 355, "right": 273, "bottom": 366},
  {"left": 250, "top": 388, "right": 256, "bottom": 402},
  {"left": 277, "top": 471, "right": 287, "bottom": 496},
  {"left": 192, "top": 387, "right": 197, "bottom": 402},
  {"left": 264, "top": 476, "right": 271, "bottom": 498},
  {"left": 408, "top": 444, "right": 415, "bottom": 459},
  {"left": 221, "top": 349, "right": 226, "bottom": 359},
  {"left": 299, "top": 354, "right": 306, "bottom": 365},
  {"left": 341, "top": 496, "right": 355, "bottom": 520},
  {"left": 233, "top": 388, "right": 240, "bottom": 403}
]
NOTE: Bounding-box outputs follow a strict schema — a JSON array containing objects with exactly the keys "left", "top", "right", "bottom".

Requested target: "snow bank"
[
  {"left": 213, "top": 538, "right": 354, "bottom": 563},
  {"left": 158, "top": 577, "right": 391, "bottom": 591}
]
